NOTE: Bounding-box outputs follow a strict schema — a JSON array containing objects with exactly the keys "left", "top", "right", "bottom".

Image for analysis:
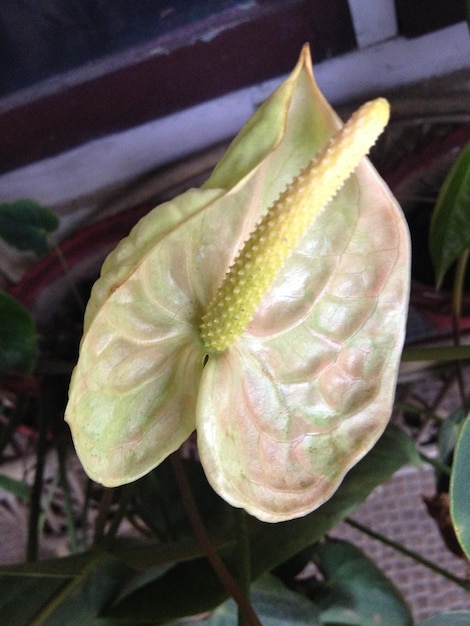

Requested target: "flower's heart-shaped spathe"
[
  {"left": 65, "top": 45, "right": 410, "bottom": 522},
  {"left": 198, "top": 157, "right": 408, "bottom": 521}
]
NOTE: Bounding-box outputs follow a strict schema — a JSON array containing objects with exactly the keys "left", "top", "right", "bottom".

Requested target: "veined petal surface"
[
  {"left": 66, "top": 45, "right": 346, "bottom": 487},
  {"left": 66, "top": 45, "right": 409, "bottom": 521},
  {"left": 197, "top": 158, "right": 409, "bottom": 522}
]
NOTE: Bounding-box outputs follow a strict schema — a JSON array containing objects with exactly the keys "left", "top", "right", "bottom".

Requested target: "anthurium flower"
[{"left": 65, "top": 45, "right": 410, "bottom": 522}]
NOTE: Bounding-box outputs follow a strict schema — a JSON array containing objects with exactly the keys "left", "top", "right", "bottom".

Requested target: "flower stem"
[
  {"left": 171, "top": 453, "right": 261, "bottom": 626},
  {"left": 235, "top": 509, "right": 252, "bottom": 626}
]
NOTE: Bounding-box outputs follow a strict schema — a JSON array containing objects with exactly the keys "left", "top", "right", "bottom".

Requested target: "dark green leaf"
[
  {"left": 429, "top": 140, "right": 470, "bottom": 288},
  {"left": 450, "top": 412, "right": 470, "bottom": 559},
  {"left": 310, "top": 539, "right": 413, "bottom": 626},
  {"left": 111, "top": 535, "right": 234, "bottom": 571},
  {"left": 175, "top": 574, "right": 322, "bottom": 625},
  {"left": 0, "top": 550, "right": 95, "bottom": 577},
  {"left": 105, "top": 551, "right": 228, "bottom": 622},
  {"left": 419, "top": 611, "right": 470, "bottom": 626},
  {"left": 439, "top": 408, "right": 466, "bottom": 466},
  {"left": 0, "top": 551, "right": 134, "bottom": 626},
  {"left": 104, "top": 424, "right": 415, "bottom": 623},
  {"left": 0, "top": 553, "right": 86, "bottom": 626},
  {"left": 0, "top": 424, "right": 414, "bottom": 625},
  {"left": 436, "top": 407, "right": 466, "bottom": 491},
  {"left": 0, "top": 199, "right": 58, "bottom": 256},
  {"left": 40, "top": 553, "right": 133, "bottom": 626},
  {"left": 0, "top": 474, "right": 30, "bottom": 502},
  {"left": 0, "top": 292, "right": 37, "bottom": 375},
  {"left": 0, "top": 576, "right": 66, "bottom": 626},
  {"left": 132, "top": 458, "right": 235, "bottom": 541}
]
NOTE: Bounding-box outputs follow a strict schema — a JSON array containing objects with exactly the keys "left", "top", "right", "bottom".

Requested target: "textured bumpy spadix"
[
  {"left": 200, "top": 98, "right": 389, "bottom": 351},
  {"left": 65, "top": 45, "right": 410, "bottom": 523}
]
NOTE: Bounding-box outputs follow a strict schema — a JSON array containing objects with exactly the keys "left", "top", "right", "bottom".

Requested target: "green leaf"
[
  {"left": 429, "top": 139, "right": 470, "bottom": 288},
  {"left": 0, "top": 199, "right": 58, "bottom": 256},
  {"left": 0, "top": 553, "right": 87, "bottom": 626},
  {"left": 0, "top": 551, "right": 93, "bottom": 577},
  {"left": 419, "top": 612, "right": 470, "bottom": 626},
  {"left": 105, "top": 555, "right": 227, "bottom": 622},
  {"left": 0, "top": 291, "right": 37, "bottom": 376},
  {"left": 0, "top": 474, "right": 30, "bottom": 502},
  {"left": 103, "top": 424, "right": 414, "bottom": 623},
  {"left": 0, "top": 423, "right": 413, "bottom": 626},
  {"left": 439, "top": 408, "right": 466, "bottom": 466},
  {"left": 309, "top": 539, "right": 413, "bottom": 626},
  {"left": 113, "top": 535, "right": 233, "bottom": 573},
  {"left": 0, "top": 551, "right": 134, "bottom": 626},
  {"left": 450, "top": 411, "right": 470, "bottom": 559},
  {"left": 174, "top": 574, "right": 322, "bottom": 625},
  {"left": 0, "top": 576, "right": 66, "bottom": 626},
  {"left": 131, "top": 458, "right": 235, "bottom": 543}
]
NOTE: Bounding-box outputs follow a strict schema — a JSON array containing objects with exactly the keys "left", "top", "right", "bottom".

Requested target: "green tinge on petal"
[
  {"left": 66, "top": 44, "right": 409, "bottom": 522},
  {"left": 204, "top": 43, "right": 340, "bottom": 203},
  {"left": 84, "top": 188, "right": 223, "bottom": 333},
  {"left": 202, "top": 44, "right": 314, "bottom": 191},
  {"left": 65, "top": 177, "right": 284, "bottom": 485},
  {"left": 197, "top": 154, "right": 410, "bottom": 521},
  {"left": 67, "top": 308, "right": 203, "bottom": 486}
]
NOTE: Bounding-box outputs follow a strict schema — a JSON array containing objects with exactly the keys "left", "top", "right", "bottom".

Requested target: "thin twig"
[
  {"left": 106, "top": 486, "right": 132, "bottom": 540},
  {"left": 26, "top": 398, "right": 48, "bottom": 562},
  {"left": 93, "top": 488, "right": 114, "bottom": 545},
  {"left": 345, "top": 517, "right": 470, "bottom": 591},
  {"left": 57, "top": 446, "right": 78, "bottom": 553},
  {"left": 50, "top": 238, "right": 85, "bottom": 315},
  {"left": 235, "top": 509, "right": 251, "bottom": 626}
]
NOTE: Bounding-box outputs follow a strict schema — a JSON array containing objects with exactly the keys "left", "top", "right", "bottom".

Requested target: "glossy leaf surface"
[
  {"left": 310, "top": 539, "right": 413, "bottom": 625},
  {"left": 0, "top": 552, "right": 135, "bottom": 626},
  {"left": 429, "top": 139, "right": 470, "bottom": 288},
  {"left": 175, "top": 575, "right": 322, "bottom": 625},
  {"left": 0, "top": 291, "right": 37, "bottom": 376},
  {"left": 450, "top": 411, "right": 470, "bottom": 559},
  {"left": 0, "top": 199, "right": 58, "bottom": 256},
  {"left": 419, "top": 612, "right": 470, "bottom": 626},
  {"left": 66, "top": 45, "right": 410, "bottom": 522}
]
